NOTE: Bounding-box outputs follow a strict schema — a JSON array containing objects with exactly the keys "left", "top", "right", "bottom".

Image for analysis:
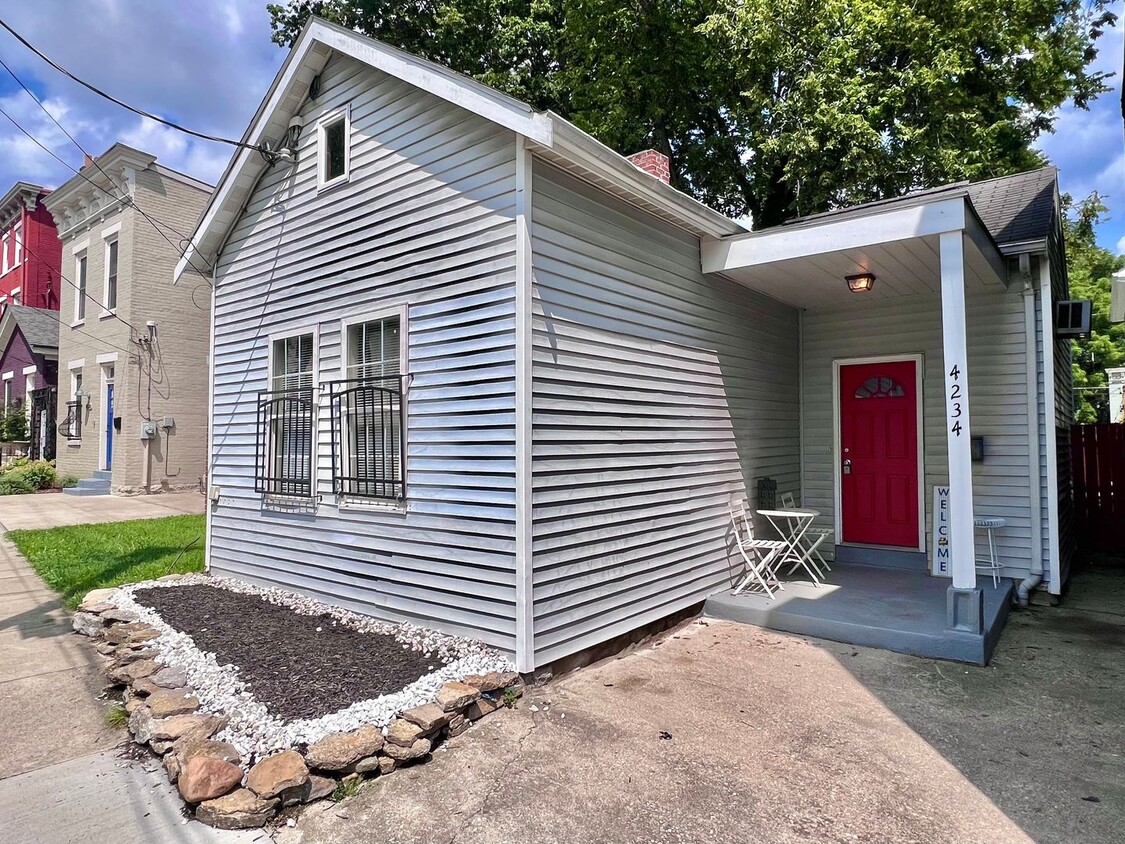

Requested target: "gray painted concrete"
[
  {"left": 0, "top": 751, "right": 265, "bottom": 843},
  {"left": 704, "top": 564, "right": 1012, "bottom": 664}
]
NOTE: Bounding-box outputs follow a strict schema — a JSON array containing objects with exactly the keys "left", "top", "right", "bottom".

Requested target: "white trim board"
[
  {"left": 831, "top": 353, "right": 927, "bottom": 553},
  {"left": 513, "top": 134, "right": 534, "bottom": 672}
]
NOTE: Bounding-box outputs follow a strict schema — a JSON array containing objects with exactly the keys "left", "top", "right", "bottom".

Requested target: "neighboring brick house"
[
  {"left": 0, "top": 181, "right": 62, "bottom": 311},
  {"left": 44, "top": 144, "right": 212, "bottom": 495},
  {"left": 0, "top": 304, "right": 58, "bottom": 460}
]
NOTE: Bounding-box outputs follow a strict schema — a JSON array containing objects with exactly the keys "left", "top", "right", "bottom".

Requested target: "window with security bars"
[
  {"left": 255, "top": 334, "right": 315, "bottom": 497},
  {"left": 329, "top": 315, "right": 405, "bottom": 500}
]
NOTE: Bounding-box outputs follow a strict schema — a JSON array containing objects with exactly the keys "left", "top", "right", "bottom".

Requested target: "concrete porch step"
[
  {"left": 62, "top": 474, "right": 111, "bottom": 496},
  {"left": 91, "top": 470, "right": 112, "bottom": 481}
]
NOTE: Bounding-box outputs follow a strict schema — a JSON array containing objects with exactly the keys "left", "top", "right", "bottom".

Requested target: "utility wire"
[
  {"left": 0, "top": 59, "right": 216, "bottom": 278},
  {"left": 0, "top": 17, "right": 260, "bottom": 153},
  {"left": 3, "top": 297, "right": 136, "bottom": 358}
]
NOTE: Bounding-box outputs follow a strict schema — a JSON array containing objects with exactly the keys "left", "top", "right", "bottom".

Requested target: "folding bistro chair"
[
  {"left": 730, "top": 501, "right": 787, "bottom": 598},
  {"left": 779, "top": 492, "right": 833, "bottom": 575}
]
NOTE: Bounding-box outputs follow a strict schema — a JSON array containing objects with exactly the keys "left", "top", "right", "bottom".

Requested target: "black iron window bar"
[
  {"left": 254, "top": 387, "right": 315, "bottom": 498},
  {"left": 58, "top": 400, "right": 82, "bottom": 441},
  {"left": 327, "top": 375, "right": 406, "bottom": 501}
]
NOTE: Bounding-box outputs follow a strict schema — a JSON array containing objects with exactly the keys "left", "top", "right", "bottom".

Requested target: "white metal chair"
[
  {"left": 778, "top": 492, "right": 833, "bottom": 574},
  {"left": 974, "top": 516, "right": 1006, "bottom": 587},
  {"left": 730, "top": 502, "right": 787, "bottom": 598}
]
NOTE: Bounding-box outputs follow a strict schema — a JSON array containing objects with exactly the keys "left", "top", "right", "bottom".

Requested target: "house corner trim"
[{"left": 514, "top": 135, "right": 535, "bottom": 672}]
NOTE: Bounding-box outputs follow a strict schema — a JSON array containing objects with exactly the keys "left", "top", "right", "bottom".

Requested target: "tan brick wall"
[{"left": 54, "top": 166, "right": 211, "bottom": 493}]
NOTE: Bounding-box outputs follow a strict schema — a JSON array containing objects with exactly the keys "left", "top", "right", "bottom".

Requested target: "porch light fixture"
[{"left": 845, "top": 272, "right": 876, "bottom": 293}]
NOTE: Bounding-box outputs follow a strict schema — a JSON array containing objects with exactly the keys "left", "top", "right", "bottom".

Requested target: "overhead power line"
[
  {"left": 0, "top": 17, "right": 259, "bottom": 153},
  {"left": 0, "top": 56, "right": 216, "bottom": 278}
]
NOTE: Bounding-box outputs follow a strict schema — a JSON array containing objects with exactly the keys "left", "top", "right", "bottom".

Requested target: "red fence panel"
[{"left": 1071, "top": 424, "right": 1125, "bottom": 553}]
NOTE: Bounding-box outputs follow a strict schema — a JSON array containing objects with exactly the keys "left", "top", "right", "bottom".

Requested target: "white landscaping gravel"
[{"left": 111, "top": 574, "right": 514, "bottom": 763}]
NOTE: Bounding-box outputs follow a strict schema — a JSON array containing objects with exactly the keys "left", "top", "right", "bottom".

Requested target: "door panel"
[{"left": 840, "top": 360, "right": 919, "bottom": 547}]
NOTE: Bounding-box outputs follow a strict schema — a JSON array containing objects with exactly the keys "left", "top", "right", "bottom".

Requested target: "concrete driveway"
[
  {"left": 284, "top": 567, "right": 1124, "bottom": 844},
  {"left": 0, "top": 491, "right": 258, "bottom": 843}
]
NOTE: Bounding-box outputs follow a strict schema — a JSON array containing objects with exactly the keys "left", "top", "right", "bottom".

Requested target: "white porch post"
[{"left": 939, "top": 231, "right": 983, "bottom": 632}]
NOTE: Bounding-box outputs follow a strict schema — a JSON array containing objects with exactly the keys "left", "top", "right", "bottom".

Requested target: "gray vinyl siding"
[
  {"left": 209, "top": 54, "right": 520, "bottom": 651},
  {"left": 801, "top": 281, "right": 1037, "bottom": 577},
  {"left": 528, "top": 163, "right": 800, "bottom": 666}
]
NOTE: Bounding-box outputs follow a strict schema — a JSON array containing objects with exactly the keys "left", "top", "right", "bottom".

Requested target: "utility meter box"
[{"left": 139, "top": 421, "right": 158, "bottom": 440}]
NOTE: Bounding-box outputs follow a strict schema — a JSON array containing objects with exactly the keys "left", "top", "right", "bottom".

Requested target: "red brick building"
[{"left": 0, "top": 182, "right": 61, "bottom": 312}]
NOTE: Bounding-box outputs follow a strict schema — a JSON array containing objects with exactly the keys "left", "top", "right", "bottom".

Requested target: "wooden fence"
[{"left": 1071, "top": 424, "right": 1125, "bottom": 553}]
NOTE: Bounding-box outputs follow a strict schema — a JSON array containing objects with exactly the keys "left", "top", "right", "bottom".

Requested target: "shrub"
[
  {"left": 60, "top": 475, "right": 79, "bottom": 489},
  {"left": 0, "top": 402, "right": 28, "bottom": 442},
  {"left": 0, "top": 474, "right": 35, "bottom": 495},
  {"left": 10, "top": 460, "right": 57, "bottom": 490}
]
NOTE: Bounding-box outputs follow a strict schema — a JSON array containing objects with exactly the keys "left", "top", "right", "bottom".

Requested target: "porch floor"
[{"left": 704, "top": 564, "right": 1013, "bottom": 664}]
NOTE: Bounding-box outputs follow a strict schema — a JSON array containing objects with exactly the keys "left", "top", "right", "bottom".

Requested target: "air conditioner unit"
[{"left": 1055, "top": 300, "right": 1092, "bottom": 338}]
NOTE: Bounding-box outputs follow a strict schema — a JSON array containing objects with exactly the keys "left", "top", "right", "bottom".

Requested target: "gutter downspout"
[{"left": 1019, "top": 267, "right": 1043, "bottom": 606}]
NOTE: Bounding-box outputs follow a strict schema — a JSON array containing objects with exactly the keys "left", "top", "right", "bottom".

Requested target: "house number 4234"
[{"left": 948, "top": 364, "right": 963, "bottom": 436}]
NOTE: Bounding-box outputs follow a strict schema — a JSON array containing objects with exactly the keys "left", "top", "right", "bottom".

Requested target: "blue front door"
[{"left": 105, "top": 383, "right": 114, "bottom": 469}]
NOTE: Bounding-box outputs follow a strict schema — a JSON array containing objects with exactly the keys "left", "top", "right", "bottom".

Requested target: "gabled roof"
[
  {"left": 766, "top": 168, "right": 1059, "bottom": 249},
  {"left": 0, "top": 304, "right": 59, "bottom": 358},
  {"left": 176, "top": 17, "right": 744, "bottom": 280}
]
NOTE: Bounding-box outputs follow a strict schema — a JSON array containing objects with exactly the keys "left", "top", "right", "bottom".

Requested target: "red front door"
[{"left": 839, "top": 360, "right": 919, "bottom": 547}]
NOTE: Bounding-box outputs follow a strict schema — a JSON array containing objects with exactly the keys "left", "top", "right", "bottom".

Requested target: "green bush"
[
  {"left": 0, "top": 402, "right": 28, "bottom": 441},
  {"left": 0, "top": 474, "right": 34, "bottom": 495},
  {"left": 60, "top": 475, "right": 79, "bottom": 489},
  {"left": 10, "top": 460, "right": 57, "bottom": 490}
]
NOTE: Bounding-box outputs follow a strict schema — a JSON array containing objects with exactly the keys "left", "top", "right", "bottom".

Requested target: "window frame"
[
  {"left": 316, "top": 104, "right": 351, "bottom": 192},
  {"left": 259, "top": 326, "right": 320, "bottom": 499},
  {"left": 13, "top": 221, "right": 21, "bottom": 266},
  {"left": 74, "top": 250, "right": 89, "bottom": 324},
  {"left": 335, "top": 305, "right": 409, "bottom": 508},
  {"left": 102, "top": 237, "right": 119, "bottom": 315}
]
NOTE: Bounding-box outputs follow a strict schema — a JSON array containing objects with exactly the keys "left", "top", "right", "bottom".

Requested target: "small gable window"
[
  {"left": 855, "top": 376, "right": 906, "bottom": 399},
  {"left": 318, "top": 108, "right": 350, "bottom": 189}
]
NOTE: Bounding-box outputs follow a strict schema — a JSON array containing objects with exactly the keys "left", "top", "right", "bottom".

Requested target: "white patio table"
[{"left": 756, "top": 507, "right": 824, "bottom": 586}]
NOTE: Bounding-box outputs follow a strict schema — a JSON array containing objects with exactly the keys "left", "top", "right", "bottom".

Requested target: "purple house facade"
[{"left": 0, "top": 304, "right": 59, "bottom": 459}]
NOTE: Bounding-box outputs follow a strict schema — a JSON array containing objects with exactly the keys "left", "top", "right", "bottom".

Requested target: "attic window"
[{"left": 318, "top": 108, "right": 350, "bottom": 189}]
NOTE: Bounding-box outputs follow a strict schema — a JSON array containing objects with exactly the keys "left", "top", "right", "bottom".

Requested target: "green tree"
[
  {"left": 1065, "top": 193, "right": 1125, "bottom": 423},
  {"left": 268, "top": 0, "right": 1116, "bottom": 227}
]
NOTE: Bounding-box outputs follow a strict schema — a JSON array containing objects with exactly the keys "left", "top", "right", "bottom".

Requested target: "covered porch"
[
  {"left": 705, "top": 565, "right": 1013, "bottom": 664},
  {"left": 701, "top": 173, "right": 1058, "bottom": 661}
]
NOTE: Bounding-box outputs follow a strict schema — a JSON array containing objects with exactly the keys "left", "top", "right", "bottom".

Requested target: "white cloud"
[
  {"left": 1117, "top": 233, "right": 1125, "bottom": 255},
  {"left": 0, "top": 0, "right": 282, "bottom": 191}
]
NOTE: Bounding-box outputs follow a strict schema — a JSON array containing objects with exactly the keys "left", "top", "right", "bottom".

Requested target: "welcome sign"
[{"left": 931, "top": 486, "right": 952, "bottom": 577}]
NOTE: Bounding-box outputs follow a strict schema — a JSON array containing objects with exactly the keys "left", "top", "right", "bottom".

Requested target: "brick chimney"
[
  {"left": 82, "top": 153, "right": 94, "bottom": 169},
  {"left": 627, "top": 149, "right": 670, "bottom": 184}
]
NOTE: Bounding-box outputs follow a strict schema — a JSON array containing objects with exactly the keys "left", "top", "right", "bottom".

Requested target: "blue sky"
[{"left": 0, "top": 1, "right": 1122, "bottom": 253}]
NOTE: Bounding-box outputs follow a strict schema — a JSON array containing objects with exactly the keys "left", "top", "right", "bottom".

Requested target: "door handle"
[{"left": 843, "top": 459, "right": 852, "bottom": 475}]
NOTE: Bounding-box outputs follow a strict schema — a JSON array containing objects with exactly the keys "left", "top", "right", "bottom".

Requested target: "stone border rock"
[{"left": 74, "top": 578, "right": 523, "bottom": 830}]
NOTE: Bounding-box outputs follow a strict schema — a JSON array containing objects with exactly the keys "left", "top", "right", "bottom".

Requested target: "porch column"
[{"left": 938, "top": 231, "right": 983, "bottom": 633}]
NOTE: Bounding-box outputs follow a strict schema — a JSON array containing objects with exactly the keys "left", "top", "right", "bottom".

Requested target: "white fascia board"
[
  {"left": 316, "top": 19, "right": 553, "bottom": 146},
  {"left": 702, "top": 196, "right": 971, "bottom": 273},
  {"left": 548, "top": 116, "right": 744, "bottom": 239},
  {"left": 177, "top": 17, "right": 553, "bottom": 283}
]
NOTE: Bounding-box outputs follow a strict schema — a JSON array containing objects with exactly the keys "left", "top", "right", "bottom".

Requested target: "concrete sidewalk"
[
  {"left": 0, "top": 490, "right": 205, "bottom": 532},
  {"left": 0, "top": 492, "right": 257, "bottom": 842}
]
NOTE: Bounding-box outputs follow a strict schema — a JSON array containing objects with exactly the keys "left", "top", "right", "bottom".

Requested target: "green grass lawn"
[{"left": 9, "top": 514, "right": 206, "bottom": 609}]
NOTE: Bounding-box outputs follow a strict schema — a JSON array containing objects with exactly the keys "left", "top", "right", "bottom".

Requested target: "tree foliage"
[
  {"left": 1065, "top": 193, "right": 1125, "bottom": 423},
  {"left": 268, "top": 0, "right": 1116, "bottom": 227}
]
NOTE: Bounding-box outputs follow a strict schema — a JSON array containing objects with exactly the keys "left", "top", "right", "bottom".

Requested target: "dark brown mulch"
[{"left": 132, "top": 585, "right": 447, "bottom": 721}]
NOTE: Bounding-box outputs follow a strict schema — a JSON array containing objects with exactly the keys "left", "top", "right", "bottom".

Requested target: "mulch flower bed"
[
  {"left": 71, "top": 574, "right": 523, "bottom": 831},
  {"left": 133, "top": 585, "right": 447, "bottom": 721}
]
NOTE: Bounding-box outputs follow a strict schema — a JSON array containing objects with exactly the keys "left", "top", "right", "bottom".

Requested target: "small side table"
[{"left": 973, "top": 517, "right": 1006, "bottom": 587}]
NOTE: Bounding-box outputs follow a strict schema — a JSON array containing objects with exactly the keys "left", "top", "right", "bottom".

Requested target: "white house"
[{"left": 180, "top": 19, "right": 1075, "bottom": 671}]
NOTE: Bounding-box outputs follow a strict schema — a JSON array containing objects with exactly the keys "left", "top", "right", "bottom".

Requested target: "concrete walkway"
[{"left": 0, "top": 492, "right": 259, "bottom": 842}]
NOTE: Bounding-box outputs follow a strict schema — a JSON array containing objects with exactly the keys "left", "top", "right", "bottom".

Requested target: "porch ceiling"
[{"left": 702, "top": 195, "right": 1007, "bottom": 311}]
